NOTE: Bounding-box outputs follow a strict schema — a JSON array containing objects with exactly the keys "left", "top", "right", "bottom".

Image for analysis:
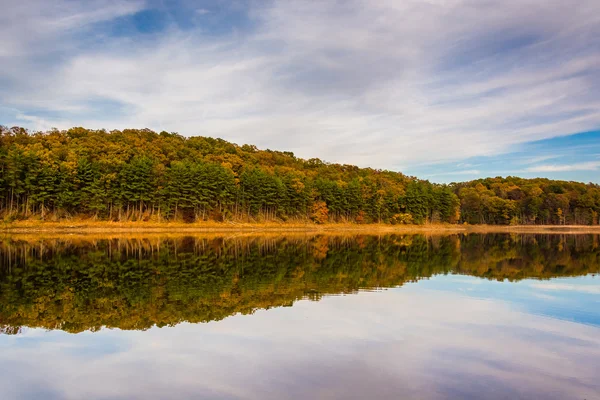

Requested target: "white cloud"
[
  {"left": 1, "top": 0, "right": 600, "bottom": 169},
  {"left": 526, "top": 161, "right": 600, "bottom": 172},
  {"left": 520, "top": 155, "right": 561, "bottom": 165},
  {"left": 426, "top": 169, "right": 481, "bottom": 177},
  {"left": 0, "top": 0, "right": 144, "bottom": 57}
]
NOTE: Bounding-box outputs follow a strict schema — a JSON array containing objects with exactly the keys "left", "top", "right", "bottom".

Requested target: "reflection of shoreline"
[
  {"left": 3, "top": 221, "right": 600, "bottom": 236},
  {"left": 1, "top": 234, "right": 599, "bottom": 334},
  {"left": 3, "top": 227, "right": 600, "bottom": 243}
]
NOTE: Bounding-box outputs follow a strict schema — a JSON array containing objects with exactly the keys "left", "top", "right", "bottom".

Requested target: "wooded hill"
[{"left": 1, "top": 126, "right": 599, "bottom": 225}]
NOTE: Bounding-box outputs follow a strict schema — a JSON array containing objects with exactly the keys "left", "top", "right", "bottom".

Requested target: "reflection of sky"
[
  {"left": 1, "top": 275, "right": 599, "bottom": 400},
  {"left": 417, "top": 274, "right": 600, "bottom": 327}
]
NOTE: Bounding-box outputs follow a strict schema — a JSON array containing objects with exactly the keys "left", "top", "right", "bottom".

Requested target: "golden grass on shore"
[
  {"left": 0, "top": 219, "right": 457, "bottom": 234},
  {"left": 2, "top": 219, "right": 600, "bottom": 235}
]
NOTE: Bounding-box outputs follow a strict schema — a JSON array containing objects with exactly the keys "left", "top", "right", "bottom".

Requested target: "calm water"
[{"left": 0, "top": 233, "right": 599, "bottom": 399}]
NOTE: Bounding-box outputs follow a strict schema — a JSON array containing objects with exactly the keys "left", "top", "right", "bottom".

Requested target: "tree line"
[{"left": 1, "top": 126, "right": 598, "bottom": 224}]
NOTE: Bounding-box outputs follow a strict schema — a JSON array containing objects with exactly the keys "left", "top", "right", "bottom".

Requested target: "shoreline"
[{"left": 2, "top": 220, "right": 600, "bottom": 235}]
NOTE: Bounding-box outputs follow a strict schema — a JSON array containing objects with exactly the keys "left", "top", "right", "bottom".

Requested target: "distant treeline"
[
  {"left": 1, "top": 234, "right": 598, "bottom": 333},
  {"left": 1, "top": 126, "right": 599, "bottom": 225}
]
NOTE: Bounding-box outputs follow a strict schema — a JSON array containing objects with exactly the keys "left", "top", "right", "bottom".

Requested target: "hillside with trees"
[{"left": 1, "top": 126, "right": 599, "bottom": 225}]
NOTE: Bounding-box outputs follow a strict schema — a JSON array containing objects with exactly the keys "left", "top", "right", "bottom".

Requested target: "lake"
[{"left": 0, "top": 233, "right": 599, "bottom": 399}]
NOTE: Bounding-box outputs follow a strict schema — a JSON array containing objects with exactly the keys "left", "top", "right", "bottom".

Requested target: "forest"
[
  {"left": 1, "top": 126, "right": 599, "bottom": 225},
  {"left": 1, "top": 234, "right": 598, "bottom": 333}
]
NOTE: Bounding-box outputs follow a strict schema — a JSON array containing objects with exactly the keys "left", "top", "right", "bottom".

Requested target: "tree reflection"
[{"left": 0, "top": 234, "right": 598, "bottom": 333}]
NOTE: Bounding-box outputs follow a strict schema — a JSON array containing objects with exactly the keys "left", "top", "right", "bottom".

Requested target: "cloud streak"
[
  {"left": 1, "top": 0, "right": 600, "bottom": 170},
  {"left": 526, "top": 161, "right": 600, "bottom": 172}
]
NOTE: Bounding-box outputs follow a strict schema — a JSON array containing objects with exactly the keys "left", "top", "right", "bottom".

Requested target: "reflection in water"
[
  {"left": 0, "top": 233, "right": 599, "bottom": 333},
  {"left": 0, "top": 234, "right": 599, "bottom": 399}
]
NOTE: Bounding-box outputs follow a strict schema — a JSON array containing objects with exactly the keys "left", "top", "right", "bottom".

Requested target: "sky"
[{"left": 0, "top": 0, "right": 599, "bottom": 183}]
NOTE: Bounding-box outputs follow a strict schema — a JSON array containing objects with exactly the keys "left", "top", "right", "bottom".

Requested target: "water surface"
[{"left": 0, "top": 234, "right": 599, "bottom": 399}]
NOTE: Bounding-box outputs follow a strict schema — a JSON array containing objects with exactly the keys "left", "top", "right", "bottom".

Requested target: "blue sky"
[
  {"left": 408, "top": 130, "right": 600, "bottom": 183},
  {"left": 1, "top": 0, "right": 599, "bottom": 183}
]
